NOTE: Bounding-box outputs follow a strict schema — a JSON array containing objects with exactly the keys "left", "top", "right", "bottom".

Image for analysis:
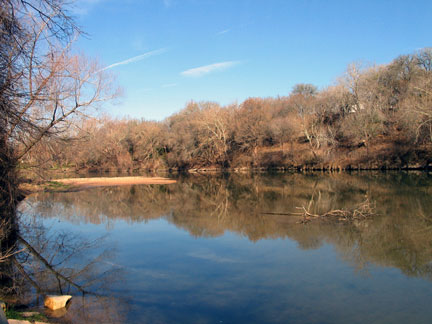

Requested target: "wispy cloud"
[
  {"left": 216, "top": 29, "right": 230, "bottom": 36},
  {"left": 99, "top": 48, "right": 167, "bottom": 72},
  {"left": 181, "top": 61, "right": 240, "bottom": 78}
]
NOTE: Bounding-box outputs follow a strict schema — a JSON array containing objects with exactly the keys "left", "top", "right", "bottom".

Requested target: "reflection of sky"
[{"left": 26, "top": 213, "right": 432, "bottom": 324}]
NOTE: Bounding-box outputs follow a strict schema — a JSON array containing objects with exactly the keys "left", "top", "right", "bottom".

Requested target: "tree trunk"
[{"left": 0, "top": 137, "right": 19, "bottom": 295}]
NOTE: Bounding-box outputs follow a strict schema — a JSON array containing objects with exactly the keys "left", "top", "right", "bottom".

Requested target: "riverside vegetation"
[{"left": 21, "top": 49, "right": 432, "bottom": 172}]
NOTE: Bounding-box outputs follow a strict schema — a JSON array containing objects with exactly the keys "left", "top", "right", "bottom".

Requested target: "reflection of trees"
[
  {"left": 25, "top": 172, "right": 432, "bottom": 280},
  {"left": 0, "top": 213, "right": 126, "bottom": 323}
]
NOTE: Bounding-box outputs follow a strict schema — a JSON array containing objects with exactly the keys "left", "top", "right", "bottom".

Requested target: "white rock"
[{"left": 44, "top": 295, "right": 72, "bottom": 310}]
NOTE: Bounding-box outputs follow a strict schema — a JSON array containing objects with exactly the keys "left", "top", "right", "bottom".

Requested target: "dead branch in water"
[{"left": 296, "top": 199, "right": 377, "bottom": 224}]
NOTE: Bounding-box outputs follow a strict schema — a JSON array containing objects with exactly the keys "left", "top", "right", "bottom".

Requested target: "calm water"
[{"left": 18, "top": 172, "right": 432, "bottom": 323}]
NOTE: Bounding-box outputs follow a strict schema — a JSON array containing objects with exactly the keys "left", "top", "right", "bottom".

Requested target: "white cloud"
[
  {"left": 180, "top": 61, "right": 240, "bottom": 78},
  {"left": 99, "top": 48, "right": 167, "bottom": 72}
]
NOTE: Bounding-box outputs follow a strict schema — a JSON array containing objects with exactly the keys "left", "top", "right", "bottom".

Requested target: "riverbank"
[{"left": 27, "top": 140, "right": 432, "bottom": 174}]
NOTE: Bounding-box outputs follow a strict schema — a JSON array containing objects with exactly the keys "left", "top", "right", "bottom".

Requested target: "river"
[{"left": 18, "top": 172, "right": 432, "bottom": 323}]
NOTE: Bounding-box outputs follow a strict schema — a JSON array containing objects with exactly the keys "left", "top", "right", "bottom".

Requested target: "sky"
[{"left": 72, "top": 0, "right": 432, "bottom": 121}]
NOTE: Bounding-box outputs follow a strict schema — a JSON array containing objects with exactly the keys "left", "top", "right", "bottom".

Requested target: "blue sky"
[{"left": 73, "top": 0, "right": 432, "bottom": 120}]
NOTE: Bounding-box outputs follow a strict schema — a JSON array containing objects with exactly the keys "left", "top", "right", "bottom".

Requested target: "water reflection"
[
  {"left": 1, "top": 209, "right": 127, "bottom": 323},
  {"left": 25, "top": 172, "right": 432, "bottom": 281}
]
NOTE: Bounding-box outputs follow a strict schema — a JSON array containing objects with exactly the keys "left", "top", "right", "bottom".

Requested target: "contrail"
[{"left": 98, "top": 48, "right": 167, "bottom": 72}]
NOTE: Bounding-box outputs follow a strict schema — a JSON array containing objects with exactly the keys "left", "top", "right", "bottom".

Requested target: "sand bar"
[{"left": 53, "top": 176, "right": 176, "bottom": 189}]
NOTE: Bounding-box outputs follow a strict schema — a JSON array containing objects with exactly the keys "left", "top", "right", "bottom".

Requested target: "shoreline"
[{"left": 24, "top": 164, "right": 432, "bottom": 175}]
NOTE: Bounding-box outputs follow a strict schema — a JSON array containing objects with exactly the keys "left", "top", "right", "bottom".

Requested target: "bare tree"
[
  {"left": 2, "top": 0, "right": 118, "bottom": 162},
  {"left": 0, "top": 2, "right": 118, "bottom": 300},
  {"left": 234, "top": 98, "right": 272, "bottom": 166},
  {"left": 195, "top": 102, "right": 232, "bottom": 167}
]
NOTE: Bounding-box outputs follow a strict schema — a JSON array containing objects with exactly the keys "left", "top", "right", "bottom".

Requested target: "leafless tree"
[
  {"left": 0, "top": 2, "right": 118, "bottom": 303},
  {"left": 2, "top": 0, "right": 119, "bottom": 163}
]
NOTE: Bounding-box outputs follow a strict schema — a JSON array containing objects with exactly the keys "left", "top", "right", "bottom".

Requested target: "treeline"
[{"left": 25, "top": 49, "right": 432, "bottom": 171}]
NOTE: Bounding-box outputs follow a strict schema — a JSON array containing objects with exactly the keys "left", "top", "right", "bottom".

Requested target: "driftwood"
[
  {"left": 295, "top": 199, "right": 376, "bottom": 224},
  {"left": 262, "top": 200, "right": 377, "bottom": 224}
]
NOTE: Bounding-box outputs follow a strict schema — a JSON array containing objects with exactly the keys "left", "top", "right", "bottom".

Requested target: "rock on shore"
[{"left": 44, "top": 295, "right": 72, "bottom": 310}]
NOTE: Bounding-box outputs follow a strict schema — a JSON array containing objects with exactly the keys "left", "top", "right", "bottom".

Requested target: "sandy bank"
[{"left": 53, "top": 176, "right": 176, "bottom": 189}]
